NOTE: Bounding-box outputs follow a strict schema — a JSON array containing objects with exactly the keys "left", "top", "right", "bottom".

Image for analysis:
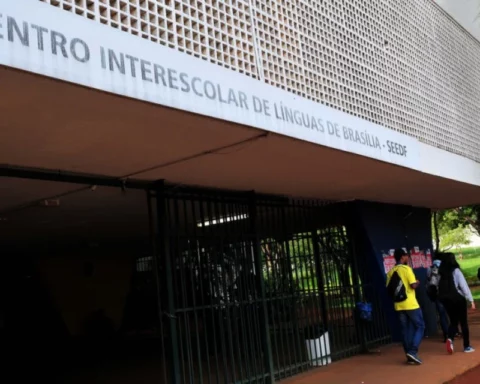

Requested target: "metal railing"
[{"left": 142, "top": 185, "right": 391, "bottom": 383}]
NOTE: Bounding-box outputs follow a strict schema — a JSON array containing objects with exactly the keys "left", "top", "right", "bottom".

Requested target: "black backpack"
[
  {"left": 477, "top": 267, "right": 480, "bottom": 281},
  {"left": 387, "top": 267, "right": 408, "bottom": 303},
  {"left": 438, "top": 268, "right": 463, "bottom": 303}
]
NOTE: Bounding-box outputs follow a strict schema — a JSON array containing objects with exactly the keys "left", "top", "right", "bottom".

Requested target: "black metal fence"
[{"left": 143, "top": 184, "right": 391, "bottom": 383}]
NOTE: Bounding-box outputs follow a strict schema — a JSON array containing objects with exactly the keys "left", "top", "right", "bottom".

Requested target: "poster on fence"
[
  {"left": 424, "top": 249, "right": 433, "bottom": 268},
  {"left": 410, "top": 246, "right": 426, "bottom": 269},
  {"left": 383, "top": 249, "right": 396, "bottom": 273}
]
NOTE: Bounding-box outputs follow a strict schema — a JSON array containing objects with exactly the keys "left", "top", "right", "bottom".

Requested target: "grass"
[
  {"left": 472, "top": 286, "right": 480, "bottom": 302},
  {"left": 455, "top": 247, "right": 480, "bottom": 284},
  {"left": 458, "top": 258, "right": 479, "bottom": 284},
  {"left": 456, "top": 246, "right": 480, "bottom": 259}
]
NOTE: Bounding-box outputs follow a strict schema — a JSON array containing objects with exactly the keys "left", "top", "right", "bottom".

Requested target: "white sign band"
[{"left": 0, "top": 0, "right": 420, "bottom": 170}]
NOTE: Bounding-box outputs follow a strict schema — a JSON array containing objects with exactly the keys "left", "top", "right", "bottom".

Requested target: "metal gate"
[{"left": 146, "top": 185, "right": 391, "bottom": 383}]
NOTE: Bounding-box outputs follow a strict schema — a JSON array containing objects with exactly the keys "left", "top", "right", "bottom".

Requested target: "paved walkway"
[
  {"left": 448, "top": 364, "right": 480, "bottom": 384},
  {"left": 283, "top": 310, "right": 480, "bottom": 384}
]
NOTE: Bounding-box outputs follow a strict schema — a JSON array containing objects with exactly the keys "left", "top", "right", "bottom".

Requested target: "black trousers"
[{"left": 443, "top": 298, "right": 470, "bottom": 349}]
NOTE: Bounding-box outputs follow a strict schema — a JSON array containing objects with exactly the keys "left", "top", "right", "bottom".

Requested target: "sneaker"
[
  {"left": 446, "top": 339, "right": 454, "bottom": 354},
  {"left": 406, "top": 356, "right": 415, "bottom": 365},
  {"left": 464, "top": 346, "right": 475, "bottom": 353},
  {"left": 406, "top": 353, "right": 423, "bottom": 365}
]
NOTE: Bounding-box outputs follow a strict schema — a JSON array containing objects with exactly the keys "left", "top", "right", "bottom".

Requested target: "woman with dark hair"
[
  {"left": 437, "top": 252, "right": 476, "bottom": 354},
  {"left": 426, "top": 258, "right": 449, "bottom": 341}
]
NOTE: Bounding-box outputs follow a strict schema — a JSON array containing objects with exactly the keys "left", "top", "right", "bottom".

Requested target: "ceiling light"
[
  {"left": 39, "top": 199, "right": 60, "bottom": 207},
  {"left": 197, "top": 214, "right": 248, "bottom": 228}
]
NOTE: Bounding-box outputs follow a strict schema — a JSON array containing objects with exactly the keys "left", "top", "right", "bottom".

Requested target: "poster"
[
  {"left": 424, "top": 249, "right": 433, "bottom": 268},
  {"left": 410, "top": 246, "right": 426, "bottom": 269},
  {"left": 383, "top": 249, "right": 396, "bottom": 274}
]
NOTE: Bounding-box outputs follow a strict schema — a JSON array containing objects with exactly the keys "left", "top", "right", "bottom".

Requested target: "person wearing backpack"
[
  {"left": 426, "top": 258, "right": 449, "bottom": 342},
  {"left": 437, "top": 252, "right": 476, "bottom": 354},
  {"left": 386, "top": 248, "right": 425, "bottom": 365}
]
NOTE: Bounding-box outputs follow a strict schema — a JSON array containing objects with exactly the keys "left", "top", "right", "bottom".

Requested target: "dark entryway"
[{"left": 0, "top": 179, "right": 391, "bottom": 383}]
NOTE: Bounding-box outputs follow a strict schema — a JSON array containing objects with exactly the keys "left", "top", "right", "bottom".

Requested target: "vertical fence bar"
[
  {"left": 146, "top": 190, "right": 169, "bottom": 383},
  {"left": 278, "top": 206, "right": 293, "bottom": 375},
  {"left": 208, "top": 197, "right": 230, "bottom": 382},
  {"left": 181, "top": 197, "right": 203, "bottom": 384},
  {"left": 311, "top": 225, "right": 329, "bottom": 346},
  {"left": 198, "top": 195, "right": 222, "bottom": 384},
  {"left": 347, "top": 225, "right": 367, "bottom": 353},
  {"left": 295, "top": 202, "right": 308, "bottom": 369},
  {"left": 308, "top": 201, "right": 330, "bottom": 368},
  {"left": 293, "top": 200, "right": 318, "bottom": 372},
  {"left": 189, "top": 196, "right": 212, "bottom": 384},
  {"left": 172, "top": 196, "right": 188, "bottom": 382},
  {"left": 261, "top": 202, "right": 280, "bottom": 377},
  {"left": 249, "top": 193, "right": 275, "bottom": 383},
  {"left": 217, "top": 196, "right": 236, "bottom": 383},
  {"left": 155, "top": 181, "right": 181, "bottom": 384}
]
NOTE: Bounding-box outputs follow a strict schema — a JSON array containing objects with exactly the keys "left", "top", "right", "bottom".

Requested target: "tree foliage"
[
  {"left": 439, "top": 226, "right": 471, "bottom": 251},
  {"left": 432, "top": 206, "right": 480, "bottom": 251},
  {"left": 437, "top": 206, "right": 480, "bottom": 235}
]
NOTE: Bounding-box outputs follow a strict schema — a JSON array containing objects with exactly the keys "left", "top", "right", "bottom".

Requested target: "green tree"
[
  {"left": 439, "top": 226, "right": 471, "bottom": 251},
  {"left": 449, "top": 206, "right": 480, "bottom": 235},
  {"left": 437, "top": 207, "right": 480, "bottom": 235},
  {"left": 432, "top": 207, "right": 478, "bottom": 251}
]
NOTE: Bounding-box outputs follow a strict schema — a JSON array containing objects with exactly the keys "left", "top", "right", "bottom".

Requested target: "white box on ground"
[{"left": 305, "top": 332, "right": 332, "bottom": 366}]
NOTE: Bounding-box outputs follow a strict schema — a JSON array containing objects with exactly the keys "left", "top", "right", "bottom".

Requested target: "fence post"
[
  {"left": 146, "top": 190, "right": 169, "bottom": 383},
  {"left": 155, "top": 181, "right": 181, "bottom": 384},
  {"left": 311, "top": 230, "right": 329, "bottom": 335},
  {"left": 249, "top": 193, "right": 276, "bottom": 383},
  {"left": 281, "top": 204, "right": 303, "bottom": 366},
  {"left": 347, "top": 225, "right": 369, "bottom": 353}
]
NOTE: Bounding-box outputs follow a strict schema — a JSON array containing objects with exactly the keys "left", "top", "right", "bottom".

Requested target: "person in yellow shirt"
[{"left": 386, "top": 249, "right": 425, "bottom": 365}]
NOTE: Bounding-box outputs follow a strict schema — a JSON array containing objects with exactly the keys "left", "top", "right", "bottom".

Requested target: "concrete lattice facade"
[{"left": 40, "top": 0, "right": 480, "bottom": 162}]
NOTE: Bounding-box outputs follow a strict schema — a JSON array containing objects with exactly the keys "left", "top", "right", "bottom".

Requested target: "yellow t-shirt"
[{"left": 386, "top": 264, "right": 420, "bottom": 311}]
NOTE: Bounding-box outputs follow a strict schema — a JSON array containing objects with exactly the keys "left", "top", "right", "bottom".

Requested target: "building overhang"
[
  {"left": 1, "top": 65, "right": 480, "bottom": 213},
  {"left": 1, "top": 0, "right": 480, "bottom": 216}
]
